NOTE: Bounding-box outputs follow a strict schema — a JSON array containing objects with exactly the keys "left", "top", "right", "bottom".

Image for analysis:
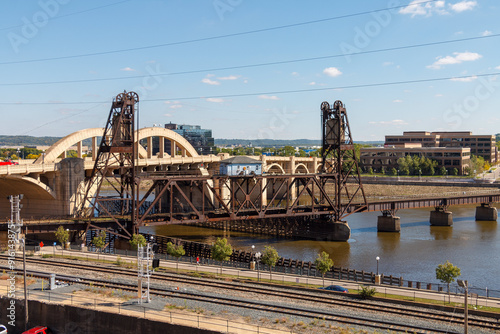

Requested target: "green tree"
[
  {"left": 390, "top": 167, "right": 397, "bottom": 176},
  {"left": 439, "top": 166, "right": 447, "bottom": 176},
  {"left": 211, "top": 238, "right": 233, "bottom": 276},
  {"left": 166, "top": 242, "right": 186, "bottom": 272},
  {"left": 92, "top": 231, "right": 107, "bottom": 253},
  {"left": 261, "top": 246, "right": 280, "bottom": 281},
  {"left": 470, "top": 155, "right": 485, "bottom": 174},
  {"left": 129, "top": 234, "right": 147, "bottom": 250},
  {"left": 397, "top": 157, "right": 410, "bottom": 176},
  {"left": 54, "top": 226, "right": 69, "bottom": 246},
  {"left": 314, "top": 251, "right": 334, "bottom": 287},
  {"left": 436, "top": 261, "right": 461, "bottom": 296},
  {"left": 368, "top": 167, "right": 374, "bottom": 175},
  {"left": 452, "top": 168, "right": 458, "bottom": 176}
]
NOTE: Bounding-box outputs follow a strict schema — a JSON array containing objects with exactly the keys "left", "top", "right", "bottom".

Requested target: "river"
[{"left": 142, "top": 204, "right": 500, "bottom": 292}]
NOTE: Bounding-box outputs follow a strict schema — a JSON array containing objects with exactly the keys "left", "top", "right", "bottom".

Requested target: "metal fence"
[{"left": 21, "top": 289, "right": 295, "bottom": 333}]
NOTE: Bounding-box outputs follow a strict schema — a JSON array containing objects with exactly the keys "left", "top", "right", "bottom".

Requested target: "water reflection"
[
  {"left": 429, "top": 226, "right": 453, "bottom": 240},
  {"left": 475, "top": 221, "right": 497, "bottom": 240},
  {"left": 377, "top": 232, "right": 400, "bottom": 253}
]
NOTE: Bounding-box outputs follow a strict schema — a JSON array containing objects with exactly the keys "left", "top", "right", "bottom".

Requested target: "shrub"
[{"left": 358, "top": 285, "right": 376, "bottom": 299}]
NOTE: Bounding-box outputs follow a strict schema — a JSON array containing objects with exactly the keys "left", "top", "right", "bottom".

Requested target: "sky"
[{"left": 0, "top": 0, "right": 499, "bottom": 141}]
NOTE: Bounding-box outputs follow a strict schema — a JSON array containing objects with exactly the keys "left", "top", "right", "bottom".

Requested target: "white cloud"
[
  {"left": 164, "top": 113, "right": 173, "bottom": 117},
  {"left": 383, "top": 62, "right": 394, "bottom": 66},
  {"left": 450, "top": 1, "right": 477, "bottom": 12},
  {"left": 169, "top": 104, "right": 183, "bottom": 109},
  {"left": 368, "top": 119, "right": 408, "bottom": 126},
  {"left": 427, "top": 51, "right": 482, "bottom": 69},
  {"left": 450, "top": 75, "right": 478, "bottom": 82},
  {"left": 399, "top": 0, "right": 448, "bottom": 17},
  {"left": 202, "top": 77, "right": 220, "bottom": 85},
  {"left": 309, "top": 82, "right": 316, "bottom": 86},
  {"left": 481, "top": 30, "right": 493, "bottom": 36},
  {"left": 291, "top": 72, "right": 299, "bottom": 76},
  {"left": 218, "top": 75, "right": 240, "bottom": 80},
  {"left": 121, "top": 67, "right": 136, "bottom": 71},
  {"left": 496, "top": 65, "right": 500, "bottom": 70},
  {"left": 258, "top": 95, "right": 280, "bottom": 100},
  {"left": 435, "top": 94, "right": 444, "bottom": 97},
  {"left": 400, "top": 0, "right": 477, "bottom": 17},
  {"left": 323, "top": 67, "right": 342, "bottom": 77},
  {"left": 393, "top": 99, "right": 403, "bottom": 103},
  {"left": 206, "top": 98, "right": 224, "bottom": 103}
]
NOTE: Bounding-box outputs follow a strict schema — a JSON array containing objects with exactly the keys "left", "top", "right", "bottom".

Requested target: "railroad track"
[{"left": 2, "top": 255, "right": 499, "bottom": 333}]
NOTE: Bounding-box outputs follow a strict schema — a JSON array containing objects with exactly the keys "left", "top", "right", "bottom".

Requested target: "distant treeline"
[
  {"left": 215, "top": 139, "right": 382, "bottom": 147},
  {"left": 0, "top": 135, "right": 92, "bottom": 147},
  {"left": 0, "top": 135, "right": 382, "bottom": 148}
]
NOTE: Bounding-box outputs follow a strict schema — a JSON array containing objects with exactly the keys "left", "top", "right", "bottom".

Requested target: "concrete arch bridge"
[{"left": 0, "top": 127, "right": 320, "bottom": 220}]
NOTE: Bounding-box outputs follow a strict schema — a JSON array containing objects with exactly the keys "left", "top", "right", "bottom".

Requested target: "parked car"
[
  {"left": 22, "top": 326, "right": 49, "bottom": 334},
  {"left": 319, "top": 285, "right": 348, "bottom": 293},
  {"left": 0, "top": 324, "right": 7, "bottom": 334}
]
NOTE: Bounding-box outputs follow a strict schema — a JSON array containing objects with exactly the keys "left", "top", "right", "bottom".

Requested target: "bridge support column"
[
  {"left": 310, "top": 220, "right": 350, "bottom": 241},
  {"left": 430, "top": 208, "right": 453, "bottom": 226},
  {"left": 377, "top": 212, "right": 401, "bottom": 232},
  {"left": 475, "top": 203, "right": 498, "bottom": 221}
]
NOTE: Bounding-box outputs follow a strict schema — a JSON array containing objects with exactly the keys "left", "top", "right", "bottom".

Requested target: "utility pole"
[
  {"left": 137, "top": 241, "right": 154, "bottom": 304},
  {"left": 458, "top": 279, "right": 468, "bottom": 334},
  {"left": 9, "top": 194, "right": 27, "bottom": 330}
]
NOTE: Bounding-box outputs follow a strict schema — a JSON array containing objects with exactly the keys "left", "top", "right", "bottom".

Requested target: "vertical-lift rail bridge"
[{"left": 0, "top": 92, "right": 498, "bottom": 242}]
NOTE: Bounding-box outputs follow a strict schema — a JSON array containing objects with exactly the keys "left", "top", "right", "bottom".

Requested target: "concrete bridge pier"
[
  {"left": 430, "top": 207, "right": 453, "bottom": 226},
  {"left": 377, "top": 211, "right": 401, "bottom": 232},
  {"left": 310, "top": 219, "right": 351, "bottom": 241},
  {"left": 475, "top": 203, "right": 498, "bottom": 221}
]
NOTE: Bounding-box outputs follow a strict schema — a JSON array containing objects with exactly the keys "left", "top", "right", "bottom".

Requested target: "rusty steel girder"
[{"left": 129, "top": 173, "right": 368, "bottom": 228}]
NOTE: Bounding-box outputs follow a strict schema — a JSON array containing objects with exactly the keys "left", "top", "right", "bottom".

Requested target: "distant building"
[
  {"left": 219, "top": 156, "right": 262, "bottom": 176},
  {"left": 385, "top": 131, "right": 497, "bottom": 163},
  {"left": 164, "top": 123, "right": 215, "bottom": 155},
  {"left": 360, "top": 130, "right": 498, "bottom": 175}
]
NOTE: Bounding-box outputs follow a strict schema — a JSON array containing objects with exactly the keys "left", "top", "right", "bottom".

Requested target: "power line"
[
  {"left": 0, "top": 0, "right": 440, "bottom": 66},
  {"left": 0, "top": 0, "right": 131, "bottom": 32},
  {"left": 2, "top": 72, "right": 497, "bottom": 106},
  {"left": 20, "top": 103, "right": 106, "bottom": 135},
  {"left": 1, "top": 32, "right": 498, "bottom": 87}
]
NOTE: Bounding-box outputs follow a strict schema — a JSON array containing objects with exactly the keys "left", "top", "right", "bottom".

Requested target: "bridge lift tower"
[
  {"left": 77, "top": 91, "right": 139, "bottom": 239},
  {"left": 320, "top": 100, "right": 367, "bottom": 223}
]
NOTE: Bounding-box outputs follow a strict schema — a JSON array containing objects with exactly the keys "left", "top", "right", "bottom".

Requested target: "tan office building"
[
  {"left": 385, "top": 131, "right": 497, "bottom": 163},
  {"left": 360, "top": 143, "right": 471, "bottom": 175}
]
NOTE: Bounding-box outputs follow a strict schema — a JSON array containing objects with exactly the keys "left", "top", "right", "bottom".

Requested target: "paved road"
[{"left": 31, "top": 246, "right": 500, "bottom": 310}]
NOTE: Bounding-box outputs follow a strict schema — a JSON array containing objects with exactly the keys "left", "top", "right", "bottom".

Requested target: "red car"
[
  {"left": 22, "top": 326, "right": 49, "bottom": 334},
  {"left": 0, "top": 160, "right": 18, "bottom": 166}
]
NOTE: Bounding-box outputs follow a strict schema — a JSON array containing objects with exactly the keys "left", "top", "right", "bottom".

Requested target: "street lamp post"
[
  {"left": 255, "top": 252, "right": 261, "bottom": 282},
  {"left": 376, "top": 256, "right": 380, "bottom": 275},
  {"left": 397, "top": 169, "right": 400, "bottom": 181},
  {"left": 418, "top": 169, "right": 422, "bottom": 181}
]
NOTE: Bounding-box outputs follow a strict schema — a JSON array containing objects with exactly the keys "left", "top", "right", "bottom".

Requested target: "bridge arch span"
[
  {"left": 136, "top": 127, "right": 199, "bottom": 159},
  {"left": 35, "top": 127, "right": 200, "bottom": 164},
  {"left": 294, "top": 163, "right": 310, "bottom": 174},
  {"left": 265, "top": 163, "right": 286, "bottom": 174},
  {"left": 34, "top": 128, "right": 104, "bottom": 164}
]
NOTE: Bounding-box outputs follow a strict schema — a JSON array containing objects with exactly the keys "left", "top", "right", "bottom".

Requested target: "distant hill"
[
  {"left": 0, "top": 135, "right": 382, "bottom": 148},
  {"left": 0, "top": 135, "right": 92, "bottom": 147},
  {"left": 215, "top": 139, "right": 321, "bottom": 147},
  {"left": 215, "top": 139, "right": 382, "bottom": 147},
  {"left": 0, "top": 135, "right": 62, "bottom": 147}
]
